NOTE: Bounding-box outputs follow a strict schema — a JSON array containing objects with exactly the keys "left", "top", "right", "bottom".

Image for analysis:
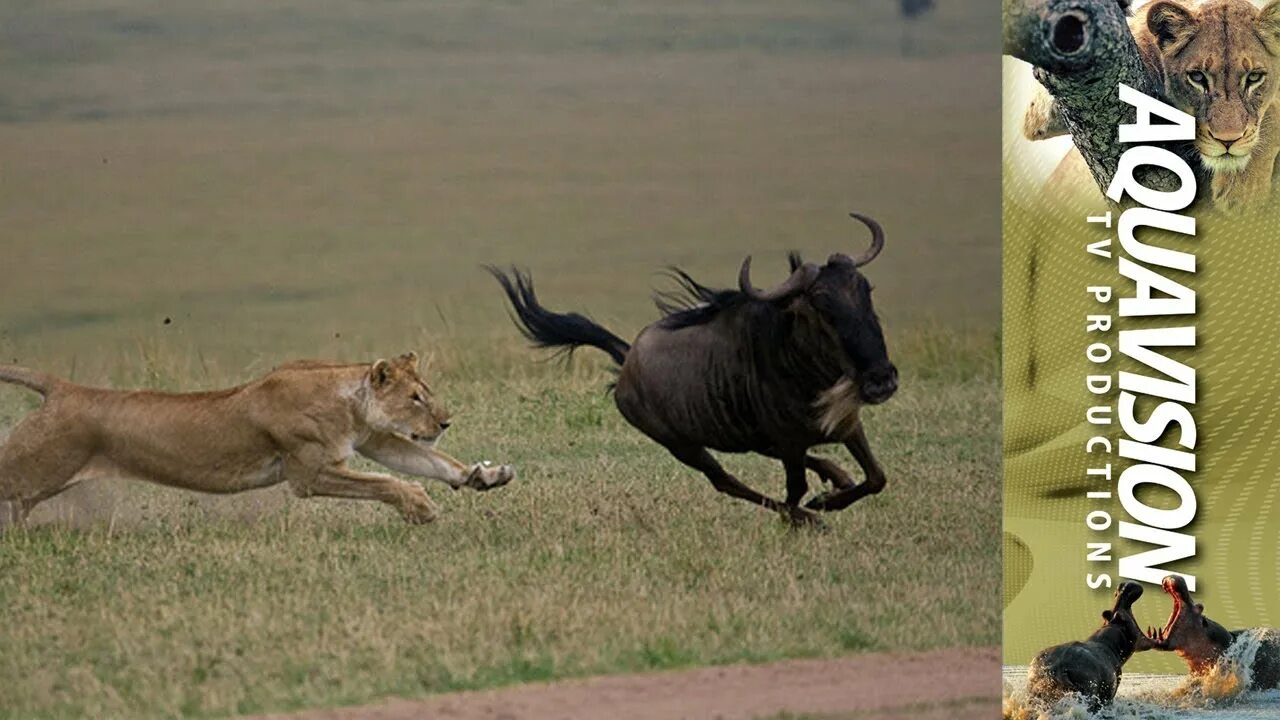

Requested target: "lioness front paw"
[
  {"left": 399, "top": 486, "right": 439, "bottom": 524},
  {"left": 463, "top": 463, "right": 515, "bottom": 491}
]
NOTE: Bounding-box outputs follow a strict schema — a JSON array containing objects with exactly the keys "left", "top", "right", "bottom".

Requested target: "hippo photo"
[
  {"left": 1025, "top": 582, "right": 1155, "bottom": 711},
  {"left": 1145, "top": 575, "right": 1280, "bottom": 690}
]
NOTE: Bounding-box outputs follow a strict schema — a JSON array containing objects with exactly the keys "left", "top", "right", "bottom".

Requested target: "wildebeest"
[{"left": 489, "top": 212, "right": 898, "bottom": 527}]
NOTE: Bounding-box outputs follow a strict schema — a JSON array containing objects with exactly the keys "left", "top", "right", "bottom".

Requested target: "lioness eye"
[
  {"left": 1187, "top": 71, "right": 1206, "bottom": 86},
  {"left": 1248, "top": 71, "right": 1266, "bottom": 84}
]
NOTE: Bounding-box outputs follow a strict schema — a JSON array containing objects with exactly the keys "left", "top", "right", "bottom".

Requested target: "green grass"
[
  {"left": 0, "top": 1, "right": 998, "bottom": 372},
  {"left": 0, "top": 1, "right": 998, "bottom": 717},
  {"left": 0, "top": 0, "right": 992, "bottom": 125}
]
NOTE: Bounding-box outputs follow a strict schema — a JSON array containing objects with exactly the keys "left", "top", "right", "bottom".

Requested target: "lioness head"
[
  {"left": 1145, "top": 0, "right": 1280, "bottom": 174},
  {"left": 363, "top": 352, "right": 451, "bottom": 446}
]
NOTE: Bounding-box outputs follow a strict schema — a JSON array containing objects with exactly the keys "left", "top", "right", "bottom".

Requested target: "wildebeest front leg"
[
  {"left": 668, "top": 445, "right": 823, "bottom": 527},
  {"left": 804, "top": 455, "right": 855, "bottom": 490},
  {"left": 804, "top": 424, "right": 886, "bottom": 512}
]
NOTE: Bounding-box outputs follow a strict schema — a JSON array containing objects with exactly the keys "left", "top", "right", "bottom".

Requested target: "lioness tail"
[
  {"left": 487, "top": 266, "right": 631, "bottom": 366},
  {"left": 0, "top": 365, "right": 56, "bottom": 396}
]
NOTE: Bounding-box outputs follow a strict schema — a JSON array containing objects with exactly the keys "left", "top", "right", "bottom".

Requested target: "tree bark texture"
[{"left": 1003, "top": 0, "right": 1206, "bottom": 196}]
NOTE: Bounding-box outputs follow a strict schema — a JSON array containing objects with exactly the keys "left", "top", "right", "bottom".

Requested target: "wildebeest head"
[{"left": 738, "top": 212, "right": 898, "bottom": 405}]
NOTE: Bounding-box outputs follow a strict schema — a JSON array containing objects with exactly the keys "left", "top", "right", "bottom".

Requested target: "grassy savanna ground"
[
  {"left": 0, "top": 2, "right": 999, "bottom": 718},
  {"left": 0, "top": 345, "right": 999, "bottom": 719}
]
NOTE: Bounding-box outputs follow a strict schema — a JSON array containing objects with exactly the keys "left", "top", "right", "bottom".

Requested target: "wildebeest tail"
[
  {"left": 486, "top": 266, "right": 631, "bottom": 365},
  {"left": 0, "top": 365, "right": 55, "bottom": 396}
]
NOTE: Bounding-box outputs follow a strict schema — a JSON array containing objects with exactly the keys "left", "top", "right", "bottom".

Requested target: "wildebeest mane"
[
  {"left": 654, "top": 252, "right": 805, "bottom": 330},
  {"left": 653, "top": 267, "right": 749, "bottom": 329}
]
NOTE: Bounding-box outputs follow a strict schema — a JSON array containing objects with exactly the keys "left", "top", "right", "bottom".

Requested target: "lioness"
[
  {"left": 1024, "top": 0, "right": 1280, "bottom": 208},
  {"left": 0, "top": 352, "right": 514, "bottom": 525}
]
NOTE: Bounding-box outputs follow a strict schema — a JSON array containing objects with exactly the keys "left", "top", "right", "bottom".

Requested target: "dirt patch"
[{"left": 253, "top": 646, "right": 999, "bottom": 720}]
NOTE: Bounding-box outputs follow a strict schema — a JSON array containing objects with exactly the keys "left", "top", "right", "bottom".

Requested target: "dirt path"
[{"left": 254, "top": 646, "right": 999, "bottom": 720}]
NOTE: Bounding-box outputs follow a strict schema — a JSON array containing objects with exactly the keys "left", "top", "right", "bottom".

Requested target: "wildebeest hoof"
[
  {"left": 805, "top": 491, "right": 836, "bottom": 511},
  {"left": 805, "top": 489, "right": 858, "bottom": 512},
  {"left": 464, "top": 463, "right": 516, "bottom": 491},
  {"left": 804, "top": 485, "right": 873, "bottom": 512},
  {"left": 781, "top": 505, "right": 827, "bottom": 530}
]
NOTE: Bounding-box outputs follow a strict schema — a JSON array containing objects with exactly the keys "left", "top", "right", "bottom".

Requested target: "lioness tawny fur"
[{"left": 0, "top": 352, "right": 514, "bottom": 524}]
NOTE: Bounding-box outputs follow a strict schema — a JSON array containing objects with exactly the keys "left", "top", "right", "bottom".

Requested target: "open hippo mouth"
[{"left": 1146, "top": 575, "right": 1194, "bottom": 648}]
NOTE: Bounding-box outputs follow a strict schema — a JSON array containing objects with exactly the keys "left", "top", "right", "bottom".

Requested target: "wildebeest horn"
[
  {"left": 739, "top": 256, "right": 820, "bottom": 302},
  {"left": 848, "top": 212, "right": 885, "bottom": 267}
]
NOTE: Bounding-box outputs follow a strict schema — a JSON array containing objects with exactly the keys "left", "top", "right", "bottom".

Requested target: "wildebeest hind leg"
[
  {"left": 783, "top": 456, "right": 809, "bottom": 506},
  {"left": 667, "top": 445, "right": 823, "bottom": 527},
  {"left": 805, "top": 425, "right": 886, "bottom": 512}
]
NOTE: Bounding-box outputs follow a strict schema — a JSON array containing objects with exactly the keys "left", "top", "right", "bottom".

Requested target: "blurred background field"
[
  {"left": 0, "top": 2, "right": 999, "bottom": 717},
  {"left": 0, "top": 0, "right": 996, "bottom": 373}
]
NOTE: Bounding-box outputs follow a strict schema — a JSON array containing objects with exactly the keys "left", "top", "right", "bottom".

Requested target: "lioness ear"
[
  {"left": 396, "top": 351, "right": 419, "bottom": 369},
  {"left": 1259, "top": 1, "right": 1280, "bottom": 55},
  {"left": 370, "top": 359, "right": 392, "bottom": 387},
  {"left": 1147, "top": 1, "right": 1197, "bottom": 53}
]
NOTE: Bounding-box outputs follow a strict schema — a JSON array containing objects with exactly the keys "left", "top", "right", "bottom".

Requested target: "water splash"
[
  {"left": 1002, "top": 684, "right": 1100, "bottom": 719},
  {"left": 1171, "top": 628, "right": 1276, "bottom": 704},
  {"left": 1004, "top": 660, "right": 1280, "bottom": 719},
  {"left": 1001, "top": 680, "right": 1157, "bottom": 720}
]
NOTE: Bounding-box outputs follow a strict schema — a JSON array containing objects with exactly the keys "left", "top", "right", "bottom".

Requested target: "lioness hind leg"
[
  {"left": 287, "top": 460, "right": 439, "bottom": 524},
  {"left": 0, "top": 500, "right": 23, "bottom": 528},
  {"left": 0, "top": 414, "right": 93, "bottom": 524}
]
